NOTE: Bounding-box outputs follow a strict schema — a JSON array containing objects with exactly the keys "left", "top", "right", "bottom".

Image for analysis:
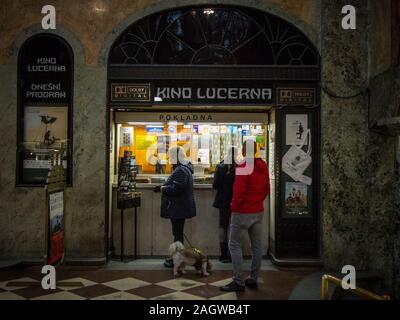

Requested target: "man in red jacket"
[{"left": 221, "top": 140, "right": 270, "bottom": 292}]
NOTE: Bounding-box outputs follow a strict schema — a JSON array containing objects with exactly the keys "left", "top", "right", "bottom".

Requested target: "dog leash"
[
  {"left": 183, "top": 233, "right": 193, "bottom": 248},
  {"left": 183, "top": 233, "right": 202, "bottom": 255}
]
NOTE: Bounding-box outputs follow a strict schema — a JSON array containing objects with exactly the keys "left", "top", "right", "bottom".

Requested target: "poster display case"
[
  {"left": 17, "top": 34, "right": 73, "bottom": 186},
  {"left": 275, "top": 108, "right": 320, "bottom": 258}
]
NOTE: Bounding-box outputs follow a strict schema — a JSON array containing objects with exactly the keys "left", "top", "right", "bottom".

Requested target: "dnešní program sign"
[{"left": 20, "top": 35, "right": 72, "bottom": 103}]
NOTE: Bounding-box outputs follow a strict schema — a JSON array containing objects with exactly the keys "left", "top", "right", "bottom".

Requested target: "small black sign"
[
  {"left": 277, "top": 88, "right": 316, "bottom": 105},
  {"left": 111, "top": 83, "right": 151, "bottom": 102}
]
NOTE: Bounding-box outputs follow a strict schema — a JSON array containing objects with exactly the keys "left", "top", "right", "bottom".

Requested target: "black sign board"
[
  {"left": 111, "top": 83, "right": 151, "bottom": 102},
  {"left": 19, "top": 35, "right": 72, "bottom": 104},
  {"left": 274, "top": 108, "right": 320, "bottom": 259},
  {"left": 109, "top": 81, "right": 274, "bottom": 105},
  {"left": 277, "top": 88, "right": 316, "bottom": 106}
]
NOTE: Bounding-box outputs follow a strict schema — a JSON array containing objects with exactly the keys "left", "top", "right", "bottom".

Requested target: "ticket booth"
[{"left": 106, "top": 5, "right": 321, "bottom": 264}]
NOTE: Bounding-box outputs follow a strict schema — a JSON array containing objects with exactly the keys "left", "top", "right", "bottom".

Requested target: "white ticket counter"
[{"left": 111, "top": 183, "right": 269, "bottom": 257}]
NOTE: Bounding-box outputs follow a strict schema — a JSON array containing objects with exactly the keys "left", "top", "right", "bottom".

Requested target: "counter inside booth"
[{"left": 110, "top": 112, "right": 270, "bottom": 257}]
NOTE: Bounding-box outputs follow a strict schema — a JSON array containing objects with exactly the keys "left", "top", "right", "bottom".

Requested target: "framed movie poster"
[
  {"left": 284, "top": 182, "right": 310, "bottom": 217},
  {"left": 120, "top": 126, "right": 133, "bottom": 147},
  {"left": 22, "top": 106, "right": 68, "bottom": 183},
  {"left": 157, "top": 135, "right": 170, "bottom": 155},
  {"left": 24, "top": 106, "right": 68, "bottom": 143},
  {"left": 136, "top": 135, "right": 157, "bottom": 150},
  {"left": 285, "top": 114, "right": 308, "bottom": 145},
  {"left": 47, "top": 189, "right": 65, "bottom": 265}
]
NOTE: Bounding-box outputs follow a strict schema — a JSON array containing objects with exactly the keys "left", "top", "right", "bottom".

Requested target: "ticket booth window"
[{"left": 112, "top": 114, "right": 268, "bottom": 185}]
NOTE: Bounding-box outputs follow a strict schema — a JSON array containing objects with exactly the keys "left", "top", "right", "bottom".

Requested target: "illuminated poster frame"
[{"left": 16, "top": 34, "right": 73, "bottom": 186}]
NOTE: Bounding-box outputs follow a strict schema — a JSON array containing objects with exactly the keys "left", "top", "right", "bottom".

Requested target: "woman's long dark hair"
[{"left": 226, "top": 146, "right": 237, "bottom": 174}]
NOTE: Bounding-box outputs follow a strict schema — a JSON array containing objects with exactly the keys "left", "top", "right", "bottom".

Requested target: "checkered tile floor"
[{"left": 0, "top": 265, "right": 314, "bottom": 300}]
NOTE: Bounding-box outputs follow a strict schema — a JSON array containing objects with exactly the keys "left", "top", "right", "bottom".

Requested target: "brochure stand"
[
  {"left": 118, "top": 196, "right": 141, "bottom": 262},
  {"left": 117, "top": 151, "right": 141, "bottom": 262},
  {"left": 44, "top": 150, "right": 66, "bottom": 266},
  {"left": 44, "top": 150, "right": 83, "bottom": 287}
]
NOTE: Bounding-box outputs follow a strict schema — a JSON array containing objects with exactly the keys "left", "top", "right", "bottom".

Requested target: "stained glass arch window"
[{"left": 109, "top": 6, "right": 319, "bottom": 66}]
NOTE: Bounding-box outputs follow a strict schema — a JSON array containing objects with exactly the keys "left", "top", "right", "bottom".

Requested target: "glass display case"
[{"left": 114, "top": 120, "right": 268, "bottom": 185}]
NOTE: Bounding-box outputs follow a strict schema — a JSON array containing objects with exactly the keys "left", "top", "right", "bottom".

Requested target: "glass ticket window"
[{"left": 115, "top": 118, "right": 268, "bottom": 184}]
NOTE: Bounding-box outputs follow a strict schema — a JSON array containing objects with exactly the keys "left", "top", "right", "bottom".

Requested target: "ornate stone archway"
[{"left": 99, "top": 0, "right": 319, "bottom": 66}]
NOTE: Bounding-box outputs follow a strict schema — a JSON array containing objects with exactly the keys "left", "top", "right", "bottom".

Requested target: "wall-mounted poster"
[
  {"left": 157, "top": 135, "right": 169, "bottom": 154},
  {"left": 24, "top": 106, "right": 68, "bottom": 147},
  {"left": 136, "top": 135, "right": 157, "bottom": 150},
  {"left": 286, "top": 114, "right": 308, "bottom": 145},
  {"left": 48, "top": 189, "right": 65, "bottom": 265},
  {"left": 256, "top": 135, "right": 265, "bottom": 144},
  {"left": 284, "top": 182, "right": 309, "bottom": 216},
  {"left": 120, "top": 127, "right": 133, "bottom": 147},
  {"left": 23, "top": 106, "right": 68, "bottom": 183},
  {"left": 197, "top": 148, "right": 210, "bottom": 164}
]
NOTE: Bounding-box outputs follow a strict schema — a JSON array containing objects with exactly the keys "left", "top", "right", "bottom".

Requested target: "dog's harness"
[
  {"left": 183, "top": 233, "right": 208, "bottom": 269},
  {"left": 192, "top": 248, "right": 202, "bottom": 255}
]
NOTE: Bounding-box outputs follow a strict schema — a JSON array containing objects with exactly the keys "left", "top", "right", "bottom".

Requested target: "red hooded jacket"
[{"left": 230, "top": 158, "right": 270, "bottom": 214}]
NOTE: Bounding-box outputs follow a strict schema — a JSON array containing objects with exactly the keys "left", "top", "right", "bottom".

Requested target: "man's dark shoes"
[
  {"left": 220, "top": 281, "right": 245, "bottom": 292},
  {"left": 164, "top": 258, "right": 173, "bottom": 268},
  {"left": 245, "top": 278, "right": 258, "bottom": 289}
]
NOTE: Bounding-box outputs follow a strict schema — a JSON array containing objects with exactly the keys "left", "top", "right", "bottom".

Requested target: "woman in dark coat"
[
  {"left": 213, "top": 146, "right": 238, "bottom": 263},
  {"left": 154, "top": 146, "right": 196, "bottom": 268}
]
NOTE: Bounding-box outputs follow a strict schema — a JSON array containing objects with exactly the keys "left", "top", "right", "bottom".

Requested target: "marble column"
[{"left": 321, "top": 0, "right": 370, "bottom": 270}]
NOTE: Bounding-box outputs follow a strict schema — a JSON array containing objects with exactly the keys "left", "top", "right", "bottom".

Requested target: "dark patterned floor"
[{"left": 0, "top": 265, "right": 317, "bottom": 300}]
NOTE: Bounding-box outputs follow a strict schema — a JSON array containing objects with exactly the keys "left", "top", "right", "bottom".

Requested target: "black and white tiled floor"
[{"left": 0, "top": 260, "right": 318, "bottom": 300}]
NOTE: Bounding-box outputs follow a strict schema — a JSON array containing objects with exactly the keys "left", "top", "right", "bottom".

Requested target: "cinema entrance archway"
[{"left": 106, "top": 5, "right": 321, "bottom": 264}]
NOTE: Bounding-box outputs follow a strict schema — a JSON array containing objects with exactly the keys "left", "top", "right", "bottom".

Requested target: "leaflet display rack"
[{"left": 117, "top": 151, "right": 141, "bottom": 261}]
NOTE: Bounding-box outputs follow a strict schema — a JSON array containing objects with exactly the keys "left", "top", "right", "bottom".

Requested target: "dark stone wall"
[
  {"left": 369, "top": 66, "right": 400, "bottom": 298},
  {"left": 321, "top": 0, "right": 370, "bottom": 270},
  {"left": 322, "top": 0, "right": 400, "bottom": 297},
  {"left": 395, "top": 173, "right": 400, "bottom": 298}
]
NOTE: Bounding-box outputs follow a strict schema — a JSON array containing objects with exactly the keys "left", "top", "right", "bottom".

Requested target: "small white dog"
[{"left": 168, "top": 241, "right": 211, "bottom": 277}]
